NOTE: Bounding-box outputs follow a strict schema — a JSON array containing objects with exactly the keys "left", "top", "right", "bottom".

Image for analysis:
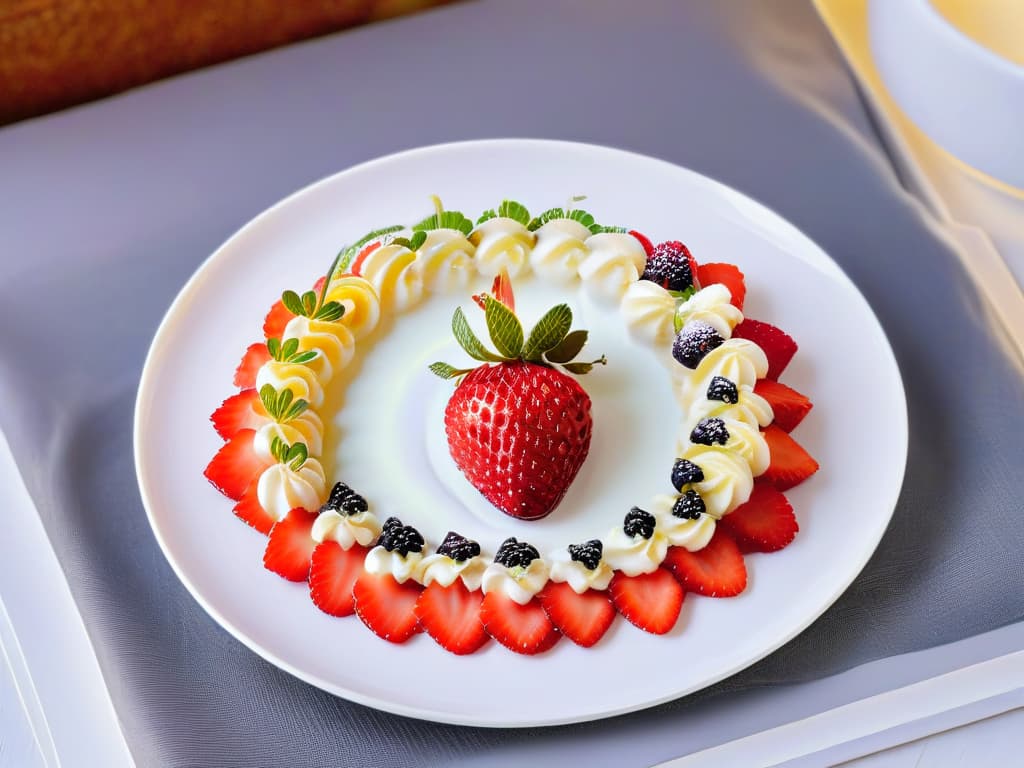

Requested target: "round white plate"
[{"left": 135, "top": 139, "right": 907, "bottom": 727}]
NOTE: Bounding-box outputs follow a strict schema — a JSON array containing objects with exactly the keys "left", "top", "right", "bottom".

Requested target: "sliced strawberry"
[
  {"left": 754, "top": 379, "right": 813, "bottom": 432},
  {"left": 232, "top": 475, "right": 276, "bottom": 534},
  {"left": 719, "top": 483, "right": 798, "bottom": 552},
  {"left": 263, "top": 300, "right": 292, "bottom": 339},
  {"left": 609, "top": 569, "right": 685, "bottom": 635},
  {"left": 664, "top": 529, "right": 747, "bottom": 597},
  {"left": 628, "top": 230, "right": 654, "bottom": 257},
  {"left": 491, "top": 268, "right": 515, "bottom": 312},
  {"left": 350, "top": 241, "right": 383, "bottom": 276},
  {"left": 210, "top": 388, "right": 269, "bottom": 440},
  {"left": 732, "top": 319, "right": 797, "bottom": 380},
  {"left": 480, "top": 592, "right": 559, "bottom": 655},
  {"left": 233, "top": 343, "right": 271, "bottom": 389},
  {"left": 353, "top": 572, "right": 423, "bottom": 643},
  {"left": 204, "top": 428, "right": 271, "bottom": 501},
  {"left": 696, "top": 262, "right": 746, "bottom": 310},
  {"left": 762, "top": 424, "right": 819, "bottom": 490},
  {"left": 539, "top": 581, "right": 616, "bottom": 647},
  {"left": 309, "top": 541, "right": 368, "bottom": 617},
  {"left": 263, "top": 508, "right": 317, "bottom": 582},
  {"left": 414, "top": 581, "right": 489, "bottom": 655}
]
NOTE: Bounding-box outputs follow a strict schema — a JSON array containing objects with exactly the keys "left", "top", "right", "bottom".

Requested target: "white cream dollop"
[
  {"left": 620, "top": 279, "right": 676, "bottom": 347},
  {"left": 686, "top": 386, "right": 774, "bottom": 430},
  {"left": 417, "top": 554, "right": 488, "bottom": 592},
  {"left": 647, "top": 494, "right": 718, "bottom": 550},
  {"left": 469, "top": 218, "right": 534, "bottom": 278},
  {"left": 364, "top": 546, "right": 424, "bottom": 585},
  {"left": 602, "top": 526, "right": 668, "bottom": 576},
  {"left": 675, "top": 284, "right": 743, "bottom": 338},
  {"left": 311, "top": 509, "right": 382, "bottom": 549},
  {"left": 548, "top": 548, "right": 613, "bottom": 593},
  {"left": 358, "top": 242, "right": 424, "bottom": 311},
  {"left": 255, "top": 360, "right": 325, "bottom": 408},
  {"left": 322, "top": 275, "right": 381, "bottom": 339},
  {"left": 577, "top": 232, "right": 647, "bottom": 302},
  {"left": 480, "top": 558, "right": 550, "bottom": 605},
  {"left": 529, "top": 218, "right": 591, "bottom": 284},
  {"left": 255, "top": 459, "right": 327, "bottom": 522},
  {"left": 678, "top": 445, "right": 755, "bottom": 518},
  {"left": 282, "top": 314, "right": 356, "bottom": 382},
  {"left": 415, "top": 229, "right": 476, "bottom": 292},
  {"left": 252, "top": 420, "right": 323, "bottom": 461},
  {"left": 673, "top": 339, "right": 769, "bottom": 412},
  {"left": 680, "top": 417, "right": 770, "bottom": 477}
]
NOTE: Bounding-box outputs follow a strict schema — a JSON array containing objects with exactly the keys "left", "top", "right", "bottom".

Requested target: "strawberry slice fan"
[{"left": 204, "top": 197, "right": 820, "bottom": 656}]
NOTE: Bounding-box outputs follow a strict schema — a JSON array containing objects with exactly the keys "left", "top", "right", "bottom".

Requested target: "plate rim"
[{"left": 133, "top": 138, "right": 909, "bottom": 727}]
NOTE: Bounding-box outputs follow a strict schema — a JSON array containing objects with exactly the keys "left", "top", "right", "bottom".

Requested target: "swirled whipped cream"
[
  {"left": 418, "top": 553, "right": 488, "bottom": 591},
  {"left": 256, "top": 459, "right": 327, "bottom": 521},
  {"left": 253, "top": 419, "right": 323, "bottom": 462},
  {"left": 363, "top": 517, "right": 425, "bottom": 584},
  {"left": 358, "top": 242, "right": 424, "bottom": 312},
  {"left": 311, "top": 509, "right": 381, "bottom": 549},
  {"left": 621, "top": 279, "right": 676, "bottom": 347},
  {"left": 415, "top": 229, "right": 476, "bottom": 292},
  {"left": 322, "top": 275, "right": 381, "bottom": 339},
  {"left": 675, "top": 284, "right": 742, "bottom": 338},
  {"left": 282, "top": 315, "right": 356, "bottom": 382},
  {"left": 602, "top": 509, "right": 668, "bottom": 576},
  {"left": 672, "top": 339, "right": 768, "bottom": 412},
  {"left": 469, "top": 218, "right": 534, "bottom": 278},
  {"left": 529, "top": 218, "right": 592, "bottom": 284},
  {"left": 682, "top": 417, "right": 770, "bottom": 476},
  {"left": 647, "top": 493, "right": 717, "bottom": 550},
  {"left": 676, "top": 446, "right": 755, "bottom": 518},
  {"left": 480, "top": 538, "right": 549, "bottom": 604},
  {"left": 578, "top": 232, "right": 647, "bottom": 301},
  {"left": 548, "top": 540, "right": 613, "bottom": 593}
]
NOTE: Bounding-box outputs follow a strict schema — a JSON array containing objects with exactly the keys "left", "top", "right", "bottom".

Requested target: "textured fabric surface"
[{"left": 1, "top": 0, "right": 1022, "bottom": 765}]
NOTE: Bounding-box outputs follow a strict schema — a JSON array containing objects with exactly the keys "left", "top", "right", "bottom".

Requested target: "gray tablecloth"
[{"left": 1, "top": 0, "right": 1022, "bottom": 765}]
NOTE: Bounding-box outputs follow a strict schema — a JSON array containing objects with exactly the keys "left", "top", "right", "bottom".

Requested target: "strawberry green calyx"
[
  {"left": 429, "top": 273, "right": 606, "bottom": 381},
  {"left": 269, "top": 436, "right": 308, "bottom": 471},
  {"left": 258, "top": 384, "right": 308, "bottom": 423},
  {"left": 267, "top": 336, "right": 317, "bottom": 365}
]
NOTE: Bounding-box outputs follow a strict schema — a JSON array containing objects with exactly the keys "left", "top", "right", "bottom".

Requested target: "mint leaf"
[
  {"left": 484, "top": 295, "right": 524, "bottom": 358},
  {"left": 290, "top": 350, "right": 317, "bottom": 365},
  {"left": 591, "top": 224, "right": 626, "bottom": 234},
  {"left": 276, "top": 387, "right": 294, "bottom": 415},
  {"left": 301, "top": 291, "right": 317, "bottom": 316},
  {"left": 452, "top": 307, "right": 502, "bottom": 362},
  {"left": 413, "top": 210, "right": 473, "bottom": 236},
  {"left": 428, "top": 362, "right": 473, "bottom": 380},
  {"left": 267, "top": 337, "right": 281, "bottom": 360},
  {"left": 286, "top": 442, "right": 308, "bottom": 471},
  {"left": 544, "top": 329, "right": 588, "bottom": 364},
  {"left": 409, "top": 230, "right": 427, "bottom": 250},
  {"left": 281, "top": 338, "right": 299, "bottom": 360},
  {"left": 497, "top": 200, "right": 530, "bottom": 226},
  {"left": 567, "top": 208, "right": 596, "bottom": 231},
  {"left": 524, "top": 304, "right": 572, "bottom": 360},
  {"left": 477, "top": 209, "right": 497, "bottom": 225},
  {"left": 259, "top": 384, "right": 278, "bottom": 415},
  {"left": 284, "top": 399, "right": 308, "bottom": 421},
  {"left": 527, "top": 207, "right": 565, "bottom": 231},
  {"left": 314, "top": 301, "right": 345, "bottom": 322},
  {"left": 281, "top": 290, "right": 306, "bottom": 317}
]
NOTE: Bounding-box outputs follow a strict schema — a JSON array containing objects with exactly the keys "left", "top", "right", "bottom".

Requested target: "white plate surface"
[{"left": 134, "top": 139, "right": 907, "bottom": 727}]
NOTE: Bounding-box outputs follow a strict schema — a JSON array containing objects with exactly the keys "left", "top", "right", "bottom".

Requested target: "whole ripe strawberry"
[{"left": 430, "top": 272, "right": 605, "bottom": 520}]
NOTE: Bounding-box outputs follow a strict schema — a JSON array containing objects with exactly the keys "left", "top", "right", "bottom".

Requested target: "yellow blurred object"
[{"left": 930, "top": 0, "right": 1024, "bottom": 66}]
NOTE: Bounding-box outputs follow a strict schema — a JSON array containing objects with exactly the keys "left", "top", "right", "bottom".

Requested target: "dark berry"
[
  {"left": 568, "top": 539, "right": 603, "bottom": 570},
  {"left": 623, "top": 507, "right": 656, "bottom": 539},
  {"left": 378, "top": 516, "right": 424, "bottom": 556},
  {"left": 707, "top": 375, "right": 739, "bottom": 404},
  {"left": 671, "top": 458, "right": 705, "bottom": 490},
  {"left": 672, "top": 322, "right": 724, "bottom": 369},
  {"left": 672, "top": 489, "right": 706, "bottom": 519},
  {"left": 436, "top": 531, "right": 481, "bottom": 562},
  {"left": 690, "top": 417, "right": 730, "bottom": 446},
  {"left": 320, "top": 481, "right": 368, "bottom": 516},
  {"left": 494, "top": 537, "right": 540, "bottom": 569},
  {"left": 641, "top": 241, "right": 694, "bottom": 292}
]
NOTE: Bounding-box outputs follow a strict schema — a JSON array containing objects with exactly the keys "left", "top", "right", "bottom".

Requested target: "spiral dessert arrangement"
[{"left": 204, "top": 197, "right": 819, "bottom": 654}]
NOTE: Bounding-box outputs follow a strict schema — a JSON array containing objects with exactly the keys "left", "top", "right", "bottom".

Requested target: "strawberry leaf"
[
  {"left": 484, "top": 295, "right": 524, "bottom": 358},
  {"left": 497, "top": 200, "right": 530, "bottom": 226},
  {"left": 562, "top": 357, "right": 606, "bottom": 375},
  {"left": 524, "top": 303, "right": 572, "bottom": 360},
  {"left": 281, "top": 290, "right": 306, "bottom": 317},
  {"left": 452, "top": 307, "right": 502, "bottom": 362},
  {"left": 544, "top": 329, "right": 588, "bottom": 364},
  {"left": 428, "top": 362, "right": 473, "bottom": 380}
]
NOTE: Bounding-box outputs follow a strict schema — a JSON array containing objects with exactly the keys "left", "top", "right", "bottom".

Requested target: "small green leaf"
[
  {"left": 337, "top": 225, "right": 404, "bottom": 271},
  {"left": 452, "top": 307, "right": 503, "bottom": 362},
  {"left": 591, "top": 224, "right": 626, "bottom": 234},
  {"left": 527, "top": 207, "right": 565, "bottom": 231},
  {"left": 281, "top": 290, "right": 306, "bottom": 317},
  {"left": 567, "top": 208, "right": 596, "bottom": 231},
  {"left": 284, "top": 399, "right": 308, "bottom": 421},
  {"left": 562, "top": 356, "right": 606, "bottom": 375},
  {"left": 544, "top": 329, "right": 588, "bottom": 364},
  {"left": 497, "top": 200, "right": 530, "bottom": 226},
  {"left": 276, "top": 387, "right": 294, "bottom": 415},
  {"left": 408, "top": 230, "right": 427, "bottom": 250},
  {"left": 484, "top": 295, "right": 524, "bottom": 358},
  {"left": 476, "top": 209, "right": 497, "bottom": 225},
  {"left": 286, "top": 441, "right": 308, "bottom": 471},
  {"left": 281, "top": 338, "right": 299, "bottom": 360},
  {"left": 289, "top": 350, "right": 317, "bottom": 365},
  {"left": 301, "top": 291, "right": 317, "bottom": 316},
  {"left": 270, "top": 436, "right": 286, "bottom": 463},
  {"left": 669, "top": 286, "right": 697, "bottom": 302},
  {"left": 673, "top": 312, "right": 685, "bottom": 333},
  {"left": 413, "top": 210, "right": 473, "bottom": 235},
  {"left": 267, "top": 337, "right": 281, "bottom": 360},
  {"left": 318, "top": 250, "right": 344, "bottom": 307},
  {"left": 524, "top": 303, "right": 572, "bottom": 360},
  {"left": 314, "top": 301, "right": 345, "bottom": 322},
  {"left": 259, "top": 384, "right": 278, "bottom": 416},
  {"left": 428, "top": 361, "right": 473, "bottom": 379}
]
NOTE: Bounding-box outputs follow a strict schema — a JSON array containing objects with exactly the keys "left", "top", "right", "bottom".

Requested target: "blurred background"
[{"left": 0, "top": 0, "right": 454, "bottom": 125}]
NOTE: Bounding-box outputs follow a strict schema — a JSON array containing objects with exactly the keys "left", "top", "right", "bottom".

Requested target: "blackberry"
[
  {"left": 568, "top": 539, "right": 603, "bottom": 570},
  {"left": 378, "top": 516, "right": 424, "bottom": 557},
  {"left": 672, "top": 489, "right": 706, "bottom": 519},
  {"left": 494, "top": 537, "right": 540, "bottom": 569},
  {"left": 320, "top": 481, "right": 368, "bottom": 516},
  {"left": 672, "top": 459, "right": 705, "bottom": 492},
  {"left": 690, "top": 417, "right": 730, "bottom": 446},
  {"left": 672, "top": 322, "right": 724, "bottom": 369},
  {"left": 640, "top": 241, "right": 695, "bottom": 292},
  {"left": 623, "top": 507, "right": 656, "bottom": 539},
  {"left": 706, "top": 375, "right": 739, "bottom": 404},
  {"left": 436, "top": 531, "right": 481, "bottom": 562}
]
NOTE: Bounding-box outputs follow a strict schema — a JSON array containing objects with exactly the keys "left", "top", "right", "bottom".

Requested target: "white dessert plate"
[{"left": 134, "top": 139, "right": 907, "bottom": 727}]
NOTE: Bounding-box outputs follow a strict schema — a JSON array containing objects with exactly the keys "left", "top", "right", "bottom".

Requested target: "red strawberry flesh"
[
  {"left": 204, "top": 428, "right": 271, "bottom": 501},
  {"left": 539, "top": 581, "right": 616, "bottom": 647},
  {"left": 233, "top": 343, "right": 271, "bottom": 389},
  {"left": 732, "top": 320, "right": 797, "bottom": 380},
  {"left": 309, "top": 542, "right": 368, "bottom": 617},
  {"left": 719, "top": 482, "right": 798, "bottom": 553},
  {"left": 263, "top": 507, "right": 318, "bottom": 582},
  {"left": 762, "top": 425, "right": 819, "bottom": 491},
  {"left": 696, "top": 262, "right": 746, "bottom": 311},
  {"left": 414, "top": 581, "right": 489, "bottom": 655},
  {"left": 353, "top": 572, "right": 423, "bottom": 643},
  {"left": 480, "top": 591, "right": 558, "bottom": 654},
  {"left": 211, "top": 388, "right": 268, "bottom": 440},
  {"left": 754, "top": 379, "right": 813, "bottom": 432},
  {"left": 663, "top": 529, "right": 747, "bottom": 597},
  {"left": 232, "top": 475, "right": 276, "bottom": 535},
  {"left": 609, "top": 569, "right": 685, "bottom": 635}
]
